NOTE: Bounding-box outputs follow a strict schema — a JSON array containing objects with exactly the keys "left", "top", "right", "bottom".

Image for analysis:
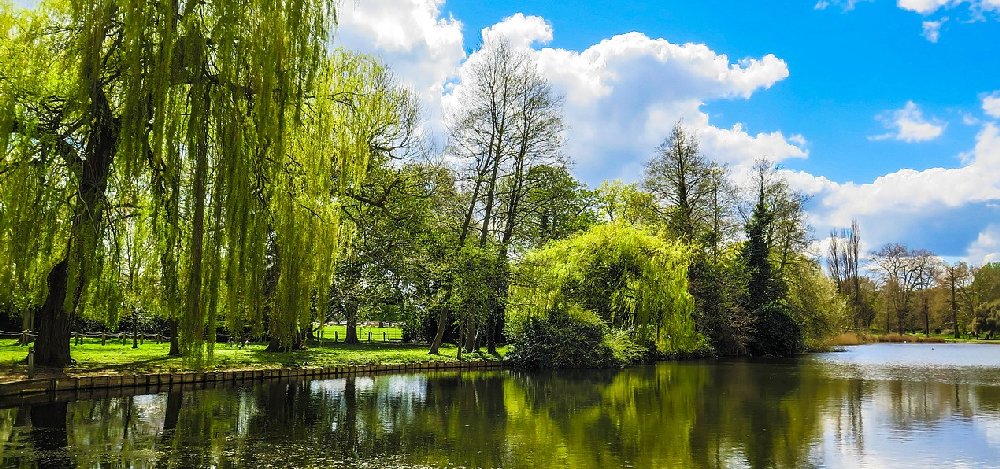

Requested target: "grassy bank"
[
  {"left": 0, "top": 338, "right": 505, "bottom": 382},
  {"left": 823, "top": 331, "right": 1000, "bottom": 346}
]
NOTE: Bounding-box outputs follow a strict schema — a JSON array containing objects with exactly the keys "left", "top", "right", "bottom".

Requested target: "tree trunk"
[
  {"left": 167, "top": 318, "right": 181, "bottom": 356},
  {"left": 132, "top": 310, "right": 139, "bottom": 349},
  {"left": 33, "top": 82, "right": 118, "bottom": 367},
  {"left": 429, "top": 303, "right": 449, "bottom": 355},
  {"left": 951, "top": 279, "right": 960, "bottom": 338},
  {"left": 34, "top": 260, "right": 72, "bottom": 367},
  {"left": 463, "top": 318, "right": 478, "bottom": 352},
  {"left": 345, "top": 301, "right": 359, "bottom": 344},
  {"left": 486, "top": 253, "right": 510, "bottom": 355},
  {"left": 18, "top": 307, "right": 35, "bottom": 346},
  {"left": 923, "top": 296, "right": 930, "bottom": 336},
  {"left": 183, "top": 85, "right": 211, "bottom": 354}
]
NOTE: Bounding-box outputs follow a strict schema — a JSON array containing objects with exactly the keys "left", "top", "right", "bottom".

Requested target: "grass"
[
  {"left": 0, "top": 336, "right": 506, "bottom": 382},
  {"left": 824, "top": 331, "right": 990, "bottom": 346},
  {"left": 319, "top": 324, "right": 404, "bottom": 342}
]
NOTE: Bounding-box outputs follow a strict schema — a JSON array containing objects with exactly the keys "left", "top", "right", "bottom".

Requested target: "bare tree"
[
  {"left": 871, "top": 244, "right": 939, "bottom": 334},
  {"left": 827, "top": 220, "right": 866, "bottom": 329},
  {"left": 430, "top": 38, "right": 564, "bottom": 354}
]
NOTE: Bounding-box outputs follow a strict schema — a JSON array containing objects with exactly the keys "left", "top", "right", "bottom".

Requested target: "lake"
[{"left": 2, "top": 343, "right": 1000, "bottom": 468}]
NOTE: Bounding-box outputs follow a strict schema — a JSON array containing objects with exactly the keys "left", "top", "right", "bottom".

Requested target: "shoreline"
[{"left": 0, "top": 359, "right": 507, "bottom": 405}]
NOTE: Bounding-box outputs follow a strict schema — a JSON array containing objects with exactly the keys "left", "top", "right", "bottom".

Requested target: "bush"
[
  {"left": 750, "top": 301, "right": 804, "bottom": 357},
  {"left": 603, "top": 329, "right": 648, "bottom": 365},
  {"left": 507, "top": 306, "right": 625, "bottom": 369},
  {"left": 508, "top": 222, "right": 704, "bottom": 359}
]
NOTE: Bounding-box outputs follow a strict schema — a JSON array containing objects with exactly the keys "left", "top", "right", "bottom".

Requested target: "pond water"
[{"left": 3, "top": 344, "right": 1000, "bottom": 468}]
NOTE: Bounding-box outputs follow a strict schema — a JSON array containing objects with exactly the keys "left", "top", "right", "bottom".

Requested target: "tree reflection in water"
[{"left": 2, "top": 353, "right": 1000, "bottom": 468}]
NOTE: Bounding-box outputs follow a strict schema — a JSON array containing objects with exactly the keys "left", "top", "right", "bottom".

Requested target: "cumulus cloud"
[
  {"left": 481, "top": 13, "right": 553, "bottom": 49},
  {"left": 439, "top": 14, "right": 806, "bottom": 182},
  {"left": 984, "top": 93, "right": 1000, "bottom": 118},
  {"left": 335, "top": 0, "right": 465, "bottom": 143},
  {"left": 791, "top": 123, "right": 1000, "bottom": 262},
  {"left": 870, "top": 101, "right": 946, "bottom": 142},
  {"left": 966, "top": 224, "right": 1000, "bottom": 265}
]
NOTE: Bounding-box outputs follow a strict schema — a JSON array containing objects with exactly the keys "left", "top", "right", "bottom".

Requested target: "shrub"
[
  {"left": 508, "top": 222, "right": 704, "bottom": 359},
  {"left": 507, "top": 306, "right": 623, "bottom": 369},
  {"left": 749, "top": 301, "right": 804, "bottom": 357},
  {"left": 603, "top": 329, "right": 648, "bottom": 365}
]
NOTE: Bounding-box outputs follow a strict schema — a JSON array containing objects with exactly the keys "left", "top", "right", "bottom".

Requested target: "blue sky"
[
  {"left": 444, "top": 0, "right": 998, "bottom": 182},
  {"left": 11, "top": 0, "right": 1000, "bottom": 263},
  {"left": 338, "top": 0, "right": 1000, "bottom": 263}
]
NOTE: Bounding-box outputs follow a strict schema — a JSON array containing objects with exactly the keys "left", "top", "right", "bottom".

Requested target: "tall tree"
[
  {"left": 643, "top": 122, "right": 733, "bottom": 245},
  {"left": 741, "top": 160, "right": 813, "bottom": 356},
  {"left": 941, "top": 262, "right": 973, "bottom": 338},
  {"left": 432, "top": 37, "right": 564, "bottom": 354},
  {"left": 0, "top": 1, "right": 417, "bottom": 364},
  {"left": 642, "top": 123, "right": 746, "bottom": 353},
  {"left": 827, "top": 220, "right": 866, "bottom": 329},
  {"left": 871, "top": 244, "right": 938, "bottom": 334},
  {"left": 518, "top": 165, "right": 597, "bottom": 248}
]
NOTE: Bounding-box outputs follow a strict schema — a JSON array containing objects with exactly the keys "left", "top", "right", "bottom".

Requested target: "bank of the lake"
[
  {"left": 0, "top": 338, "right": 506, "bottom": 389},
  {"left": 4, "top": 343, "right": 1000, "bottom": 468}
]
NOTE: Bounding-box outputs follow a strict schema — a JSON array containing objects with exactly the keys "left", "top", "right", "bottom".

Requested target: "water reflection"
[{"left": 2, "top": 344, "right": 1000, "bottom": 468}]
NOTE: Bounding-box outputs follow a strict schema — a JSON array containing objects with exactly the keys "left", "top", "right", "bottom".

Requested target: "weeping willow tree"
[
  {"left": 508, "top": 222, "right": 703, "bottom": 354},
  {"left": 267, "top": 52, "right": 417, "bottom": 351},
  {"left": 0, "top": 0, "right": 413, "bottom": 366}
]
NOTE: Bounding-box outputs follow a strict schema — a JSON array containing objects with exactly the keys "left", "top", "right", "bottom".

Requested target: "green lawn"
[{"left": 0, "top": 337, "right": 505, "bottom": 380}]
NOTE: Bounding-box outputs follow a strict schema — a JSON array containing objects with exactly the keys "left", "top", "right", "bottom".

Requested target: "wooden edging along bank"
[{"left": 0, "top": 359, "right": 506, "bottom": 403}]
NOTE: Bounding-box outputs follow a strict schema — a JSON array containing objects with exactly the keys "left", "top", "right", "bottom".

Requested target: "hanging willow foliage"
[
  {"left": 508, "top": 222, "right": 703, "bottom": 353},
  {"left": 1, "top": 0, "right": 416, "bottom": 364}
]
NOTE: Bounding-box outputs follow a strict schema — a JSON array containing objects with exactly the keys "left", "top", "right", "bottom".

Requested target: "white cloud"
[
  {"left": 440, "top": 15, "right": 806, "bottom": 182},
  {"left": 481, "top": 13, "right": 553, "bottom": 49},
  {"left": 984, "top": 93, "right": 1000, "bottom": 118},
  {"left": 335, "top": 0, "right": 466, "bottom": 144},
  {"left": 966, "top": 224, "right": 1000, "bottom": 265},
  {"left": 792, "top": 123, "right": 1000, "bottom": 261},
  {"left": 890, "top": 1, "right": 1000, "bottom": 40},
  {"left": 963, "top": 113, "right": 982, "bottom": 125},
  {"left": 922, "top": 19, "right": 945, "bottom": 42},
  {"left": 815, "top": 0, "right": 873, "bottom": 11},
  {"left": 898, "top": 0, "right": 1000, "bottom": 14},
  {"left": 870, "top": 101, "right": 946, "bottom": 142},
  {"left": 337, "top": 9, "right": 805, "bottom": 178},
  {"left": 899, "top": 0, "right": 954, "bottom": 14}
]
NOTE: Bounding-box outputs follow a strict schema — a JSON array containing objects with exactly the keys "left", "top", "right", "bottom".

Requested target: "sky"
[
  {"left": 11, "top": 0, "right": 1000, "bottom": 264},
  {"left": 332, "top": 0, "right": 1000, "bottom": 265}
]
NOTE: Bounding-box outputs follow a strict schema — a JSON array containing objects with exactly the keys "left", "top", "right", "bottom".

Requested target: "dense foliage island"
[{"left": 1, "top": 1, "right": 998, "bottom": 375}]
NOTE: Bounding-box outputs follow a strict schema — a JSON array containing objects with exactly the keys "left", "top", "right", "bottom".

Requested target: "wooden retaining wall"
[{"left": 0, "top": 360, "right": 506, "bottom": 406}]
